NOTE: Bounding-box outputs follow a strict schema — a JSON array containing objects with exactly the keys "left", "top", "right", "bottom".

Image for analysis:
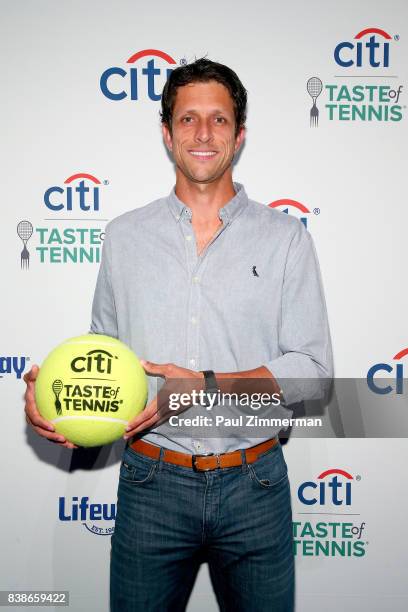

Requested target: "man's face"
[{"left": 162, "top": 80, "right": 245, "bottom": 184}]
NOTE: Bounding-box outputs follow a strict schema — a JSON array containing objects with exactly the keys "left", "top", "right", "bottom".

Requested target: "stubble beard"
[{"left": 177, "top": 152, "right": 235, "bottom": 185}]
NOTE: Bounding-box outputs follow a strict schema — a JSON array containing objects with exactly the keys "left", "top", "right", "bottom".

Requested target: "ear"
[
  {"left": 234, "top": 125, "right": 246, "bottom": 153},
  {"left": 162, "top": 123, "right": 173, "bottom": 151}
]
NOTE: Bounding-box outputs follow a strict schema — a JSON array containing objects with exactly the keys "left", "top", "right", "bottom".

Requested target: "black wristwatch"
[{"left": 202, "top": 370, "right": 218, "bottom": 406}]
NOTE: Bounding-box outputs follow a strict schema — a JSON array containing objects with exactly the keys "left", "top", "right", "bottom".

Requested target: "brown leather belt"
[{"left": 129, "top": 437, "right": 279, "bottom": 472}]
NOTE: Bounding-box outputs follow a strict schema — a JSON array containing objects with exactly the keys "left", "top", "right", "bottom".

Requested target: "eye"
[
  {"left": 215, "top": 116, "right": 226, "bottom": 124},
  {"left": 182, "top": 116, "right": 193, "bottom": 124}
]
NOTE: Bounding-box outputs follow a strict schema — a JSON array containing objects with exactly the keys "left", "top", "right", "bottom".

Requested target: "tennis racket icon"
[
  {"left": 52, "top": 379, "right": 63, "bottom": 415},
  {"left": 307, "top": 77, "right": 323, "bottom": 127},
  {"left": 17, "top": 220, "right": 33, "bottom": 270}
]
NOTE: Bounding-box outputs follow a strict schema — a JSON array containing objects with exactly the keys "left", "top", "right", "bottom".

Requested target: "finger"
[
  {"left": 28, "top": 421, "right": 78, "bottom": 448},
  {"left": 53, "top": 440, "right": 79, "bottom": 449},
  {"left": 29, "top": 422, "right": 67, "bottom": 444},
  {"left": 25, "top": 403, "right": 55, "bottom": 432},
  {"left": 25, "top": 410, "right": 55, "bottom": 432},
  {"left": 45, "top": 436, "right": 79, "bottom": 449},
  {"left": 140, "top": 360, "right": 169, "bottom": 376},
  {"left": 124, "top": 403, "right": 157, "bottom": 435},
  {"left": 125, "top": 412, "right": 160, "bottom": 437}
]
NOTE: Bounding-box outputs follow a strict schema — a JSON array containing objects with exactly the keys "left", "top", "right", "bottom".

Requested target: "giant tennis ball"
[{"left": 35, "top": 334, "right": 148, "bottom": 447}]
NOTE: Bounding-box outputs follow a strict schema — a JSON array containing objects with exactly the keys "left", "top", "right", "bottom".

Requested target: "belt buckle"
[{"left": 192, "top": 452, "right": 217, "bottom": 472}]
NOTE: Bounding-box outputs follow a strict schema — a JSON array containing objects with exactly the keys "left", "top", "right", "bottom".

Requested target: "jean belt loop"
[
  {"left": 240, "top": 448, "right": 248, "bottom": 473},
  {"left": 158, "top": 445, "right": 165, "bottom": 471}
]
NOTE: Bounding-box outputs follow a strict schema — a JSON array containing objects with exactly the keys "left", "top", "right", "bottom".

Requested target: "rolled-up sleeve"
[
  {"left": 89, "top": 226, "right": 118, "bottom": 339},
  {"left": 264, "top": 222, "right": 333, "bottom": 404}
]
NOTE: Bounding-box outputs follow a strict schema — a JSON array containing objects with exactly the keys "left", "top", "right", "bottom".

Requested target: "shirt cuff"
[{"left": 264, "top": 353, "right": 332, "bottom": 406}]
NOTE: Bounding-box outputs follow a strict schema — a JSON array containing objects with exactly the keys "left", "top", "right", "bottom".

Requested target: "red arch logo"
[
  {"left": 268, "top": 199, "right": 310, "bottom": 213},
  {"left": 64, "top": 173, "right": 101, "bottom": 184},
  {"left": 127, "top": 49, "right": 177, "bottom": 64},
  {"left": 393, "top": 348, "right": 408, "bottom": 360},
  {"left": 318, "top": 469, "right": 353, "bottom": 480},
  {"left": 354, "top": 28, "right": 391, "bottom": 40}
]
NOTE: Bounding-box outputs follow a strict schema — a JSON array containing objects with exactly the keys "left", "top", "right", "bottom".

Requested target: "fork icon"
[
  {"left": 310, "top": 101, "right": 319, "bottom": 127},
  {"left": 17, "top": 220, "right": 33, "bottom": 270}
]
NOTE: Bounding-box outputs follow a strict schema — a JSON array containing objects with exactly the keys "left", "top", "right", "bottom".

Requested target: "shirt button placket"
[
  {"left": 187, "top": 280, "right": 200, "bottom": 370},
  {"left": 182, "top": 209, "right": 200, "bottom": 371}
]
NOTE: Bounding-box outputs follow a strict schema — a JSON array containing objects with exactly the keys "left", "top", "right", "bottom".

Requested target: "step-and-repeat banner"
[{"left": 2, "top": 1, "right": 407, "bottom": 611}]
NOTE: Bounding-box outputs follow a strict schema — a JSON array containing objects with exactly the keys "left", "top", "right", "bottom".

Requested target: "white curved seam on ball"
[{"left": 52, "top": 416, "right": 129, "bottom": 425}]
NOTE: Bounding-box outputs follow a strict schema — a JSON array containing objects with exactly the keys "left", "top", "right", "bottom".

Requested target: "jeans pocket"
[
  {"left": 248, "top": 445, "right": 288, "bottom": 489},
  {"left": 119, "top": 455, "right": 157, "bottom": 485}
]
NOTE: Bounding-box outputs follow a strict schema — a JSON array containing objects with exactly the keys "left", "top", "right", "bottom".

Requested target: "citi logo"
[
  {"left": 298, "top": 468, "right": 354, "bottom": 506},
  {"left": 334, "top": 27, "right": 394, "bottom": 68},
  {"left": 100, "top": 48, "right": 177, "bottom": 101},
  {"left": 44, "top": 173, "right": 104, "bottom": 212},
  {"left": 268, "top": 199, "right": 319, "bottom": 229},
  {"left": 0, "top": 356, "right": 28, "bottom": 380},
  {"left": 367, "top": 347, "right": 407, "bottom": 394},
  {"left": 71, "top": 349, "right": 117, "bottom": 375}
]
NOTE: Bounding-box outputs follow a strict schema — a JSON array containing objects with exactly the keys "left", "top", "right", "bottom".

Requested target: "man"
[{"left": 25, "top": 58, "right": 333, "bottom": 611}]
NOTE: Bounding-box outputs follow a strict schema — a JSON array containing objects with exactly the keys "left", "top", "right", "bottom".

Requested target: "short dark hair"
[{"left": 160, "top": 58, "right": 247, "bottom": 136}]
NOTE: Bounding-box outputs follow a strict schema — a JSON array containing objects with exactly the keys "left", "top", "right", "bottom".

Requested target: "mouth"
[{"left": 188, "top": 150, "right": 218, "bottom": 161}]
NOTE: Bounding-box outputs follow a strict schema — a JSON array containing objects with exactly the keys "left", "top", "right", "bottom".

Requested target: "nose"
[{"left": 194, "top": 118, "right": 213, "bottom": 144}]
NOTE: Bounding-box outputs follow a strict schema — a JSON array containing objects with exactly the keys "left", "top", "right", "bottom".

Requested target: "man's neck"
[{"left": 175, "top": 172, "right": 236, "bottom": 224}]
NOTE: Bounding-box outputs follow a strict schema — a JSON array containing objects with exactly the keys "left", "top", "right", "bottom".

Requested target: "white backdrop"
[{"left": 1, "top": 1, "right": 408, "bottom": 610}]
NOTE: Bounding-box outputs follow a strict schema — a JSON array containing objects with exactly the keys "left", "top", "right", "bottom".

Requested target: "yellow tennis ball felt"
[{"left": 35, "top": 334, "right": 148, "bottom": 447}]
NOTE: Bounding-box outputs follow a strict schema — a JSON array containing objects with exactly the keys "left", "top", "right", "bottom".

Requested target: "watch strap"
[{"left": 202, "top": 370, "right": 218, "bottom": 395}]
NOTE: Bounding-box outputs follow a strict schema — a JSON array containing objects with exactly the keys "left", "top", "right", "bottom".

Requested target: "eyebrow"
[{"left": 177, "top": 108, "right": 231, "bottom": 115}]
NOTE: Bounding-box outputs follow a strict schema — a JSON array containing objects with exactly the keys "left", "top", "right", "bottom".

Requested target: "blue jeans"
[{"left": 110, "top": 441, "right": 294, "bottom": 611}]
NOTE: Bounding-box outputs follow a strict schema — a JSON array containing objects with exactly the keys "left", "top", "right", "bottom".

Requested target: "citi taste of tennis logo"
[
  {"left": 100, "top": 48, "right": 179, "bottom": 102},
  {"left": 58, "top": 496, "right": 116, "bottom": 536},
  {"left": 51, "top": 348, "right": 123, "bottom": 415},
  {"left": 307, "top": 27, "right": 404, "bottom": 126},
  {"left": 293, "top": 468, "right": 368, "bottom": 558},
  {"left": 17, "top": 172, "right": 108, "bottom": 270}
]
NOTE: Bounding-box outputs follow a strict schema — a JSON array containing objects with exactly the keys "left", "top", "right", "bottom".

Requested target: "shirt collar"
[{"left": 167, "top": 182, "right": 248, "bottom": 225}]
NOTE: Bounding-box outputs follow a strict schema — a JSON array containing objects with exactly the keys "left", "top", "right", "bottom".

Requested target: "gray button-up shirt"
[{"left": 90, "top": 183, "right": 333, "bottom": 453}]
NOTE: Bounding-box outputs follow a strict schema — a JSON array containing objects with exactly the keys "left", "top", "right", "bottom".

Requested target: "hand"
[
  {"left": 24, "top": 365, "right": 79, "bottom": 449},
  {"left": 124, "top": 361, "right": 204, "bottom": 439}
]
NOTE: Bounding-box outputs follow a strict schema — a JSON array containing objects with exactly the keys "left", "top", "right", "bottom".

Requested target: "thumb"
[
  {"left": 23, "top": 364, "right": 39, "bottom": 384},
  {"left": 140, "top": 360, "right": 167, "bottom": 376}
]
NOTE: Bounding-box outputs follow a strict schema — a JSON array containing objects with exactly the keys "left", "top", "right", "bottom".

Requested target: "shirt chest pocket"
[{"left": 200, "top": 260, "right": 277, "bottom": 320}]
